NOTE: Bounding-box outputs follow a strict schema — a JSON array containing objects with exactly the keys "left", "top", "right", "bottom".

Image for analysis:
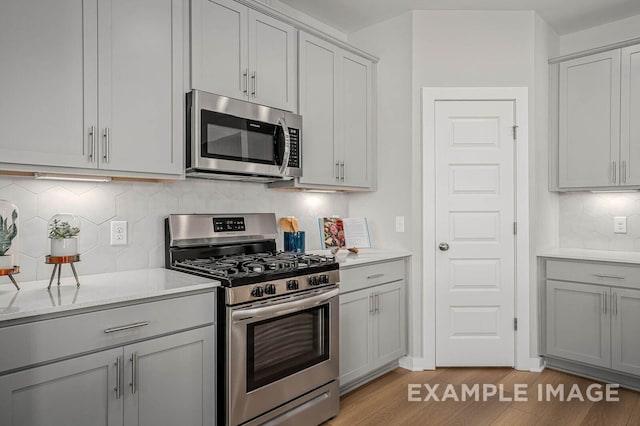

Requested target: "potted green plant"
[
  {"left": 48, "top": 215, "right": 80, "bottom": 257},
  {"left": 0, "top": 207, "right": 18, "bottom": 270}
]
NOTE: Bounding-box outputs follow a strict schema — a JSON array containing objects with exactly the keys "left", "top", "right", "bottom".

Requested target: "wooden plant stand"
[{"left": 0, "top": 266, "right": 20, "bottom": 290}]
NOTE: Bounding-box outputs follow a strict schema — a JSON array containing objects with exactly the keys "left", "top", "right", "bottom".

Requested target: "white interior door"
[{"left": 435, "top": 100, "right": 516, "bottom": 366}]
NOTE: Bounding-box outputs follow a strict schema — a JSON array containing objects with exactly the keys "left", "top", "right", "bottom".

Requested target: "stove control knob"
[
  {"left": 286, "top": 280, "right": 299, "bottom": 290},
  {"left": 264, "top": 284, "right": 276, "bottom": 295},
  {"left": 251, "top": 286, "right": 264, "bottom": 298},
  {"left": 308, "top": 276, "right": 319, "bottom": 286},
  {"left": 320, "top": 274, "right": 330, "bottom": 284}
]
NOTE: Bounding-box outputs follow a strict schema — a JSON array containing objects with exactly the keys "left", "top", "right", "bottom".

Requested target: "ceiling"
[{"left": 277, "top": 0, "right": 640, "bottom": 35}]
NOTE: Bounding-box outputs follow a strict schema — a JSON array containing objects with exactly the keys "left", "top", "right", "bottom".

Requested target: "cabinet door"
[
  {"left": 191, "top": 0, "right": 248, "bottom": 101},
  {"left": 0, "top": 348, "right": 123, "bottom": 426},
  {"left": 0, "top": 0, "right": 98, "bottom": 169},
  {"left": 123, "top": 326, "right": 214, "bottom": 426},
  {"left": 298, "top": 31, "right": 340, "bottom": 186},
  {"left": 339, "top": 289, "right": 374, "bottom": 387},
  {"left": 248, "top": 10, "right": 296, "bottom": 112},
  {"left": 611, "top": 288, "right": 640, "bottom": 375},
  {"left": 339, "top": 51, "right": 373, "bottom": 188},
  {"left": 621, "top": 45, "right": 640, "bottom": 186},
  {"left": 546, "top": 280, "right": 611, "bottom": 368},
  {"left": 98, "top": 0, "right": 183, "bottom": 175},
  {"left": 558, "top": 50, "right": 621, "bottom": 188},
  {"left": 373, "top": 280, "right": 406, "bottom": 367}
]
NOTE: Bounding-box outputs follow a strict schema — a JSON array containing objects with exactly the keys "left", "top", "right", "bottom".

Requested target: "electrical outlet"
[
  {"left": 614, "top": 216, "right": 627, "bottom": 234},
  {"left": 395, "top": 216, "right": 405, "bottom": 233},
  {"left": 110, "top": 220, "right": 128, "bottom": 245}
]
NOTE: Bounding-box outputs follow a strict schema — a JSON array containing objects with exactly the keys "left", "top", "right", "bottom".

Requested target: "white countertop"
[
  {"left": 538, "top": 248, "right": 640, "bottom": 265},
  {"left": 309, "top": 248, "right": 412, "bottom": 268},
  {"left": 0, "top": 268, "right": 219, "bottom": 323}
]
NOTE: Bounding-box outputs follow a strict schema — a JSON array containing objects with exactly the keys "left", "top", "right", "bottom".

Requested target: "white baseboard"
[
  {"left": 399, "top": 356, "right": 434, "bottom": 371},
  {"left": 529, "top": 357, "right": 545, "bottom": 372}
]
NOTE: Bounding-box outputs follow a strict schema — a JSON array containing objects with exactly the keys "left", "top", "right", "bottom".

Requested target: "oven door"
[{"left": 227, "top": 286, "right": 339, "bottom": 426}]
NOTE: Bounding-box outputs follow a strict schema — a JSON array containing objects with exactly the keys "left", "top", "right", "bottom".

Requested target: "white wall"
[
  {"left": 347, "top": 11, "right": 414, "bottom": 350},
  {"left": 559, "top": 13, "right": 640, "bottom": 56},
  {"left": 0, "top": 176, "right": 348, "bottom": 282}
]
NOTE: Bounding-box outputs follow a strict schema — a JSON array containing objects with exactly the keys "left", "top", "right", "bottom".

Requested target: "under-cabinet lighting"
[
  {"left": 590, "top": 190, "right": 639, "bottom": 193},
  {"left": 34, "top": 173, "right": 112, "bottom": 183},
  {"left": 303, "top": 189, "right": 339, "bottom": 193}
]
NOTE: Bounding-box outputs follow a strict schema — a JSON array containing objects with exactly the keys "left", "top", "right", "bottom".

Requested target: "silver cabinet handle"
[
  {"left": 613, "top": 291, "right": 618, "bottom": 317},
  {"left": 130, "top": 352, "right": 138, "bottom": 394},
  {"left": 602, "top": 292, "right": 606, "bottom": 314},
  {"left": 335, "top": 162, "right": 340, "bottom": 180},
  {"left": 369, "top": 294, "right": 374, "bottom": 314},
  {"left": 103, "top": 128, "right": 110, "bottom": 163},
  {"left": 622, "top": 161, "right": 627, "bottom": 184},
  {"left": 367, "top": 273, "right": 384, "bottom": 280},
  {"left": 114, "top": 356, "right": 122, "bottom": 399},
  {"left": 243, "top": 68, "right": 248, "bottom": 94},
  {"left": 605, "top": 292, "right": 608, "bottom": 315},
  {"left": 613, "top": 161, "right": 617, "bottom": 184},
  {"left": 593, "top": 274, "right": 624, "bottom": 280},
  {"left": 104, "top": 321, "right": 150, "bottom": 334},
  {"left": 375, "top": 292, "right": 380, "bottom": 314},
  {"left": 88, "top": 125, "right": 96, "bottom": 162},
  {"left": 340, "top": 161, "right": 345, "bottom": 181},
  {"left": 251, "top": 71, "right": 256, "bottom": 97}
]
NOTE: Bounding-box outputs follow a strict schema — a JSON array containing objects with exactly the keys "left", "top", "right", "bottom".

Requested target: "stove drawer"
[
  {"left": 0, "top": 292, "right": 215, "bottom": 374},
  {"left": 340, "top": 260, "right": 405, "bottom": 294}
]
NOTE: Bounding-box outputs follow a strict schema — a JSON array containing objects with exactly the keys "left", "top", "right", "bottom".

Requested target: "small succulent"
[
  {"left": 48, "top": 219, "right": 80, "bottom": 240},
  {"left": 0, "top": 209, "right": 18, "bottom": 256}
]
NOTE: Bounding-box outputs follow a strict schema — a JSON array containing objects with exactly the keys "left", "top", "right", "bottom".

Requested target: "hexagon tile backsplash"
[
  {"left": 0, "top": 176, "right": 348, "bottom": 282},
  {"left": 559, "top": 192, "right": 640, "bottom": 251}
]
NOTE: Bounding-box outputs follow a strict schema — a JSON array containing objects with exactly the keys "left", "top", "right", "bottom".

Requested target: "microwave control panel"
[
  {"left": 287, "top": 128, "right": 300, "bottom": 168},
  {"left": 213, "top": 217, "right": 246, "bottom": 232}
]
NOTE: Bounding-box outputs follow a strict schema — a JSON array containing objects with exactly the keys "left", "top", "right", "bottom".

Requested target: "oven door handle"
[{"left": 232, "top": 287, "right": 339, "bottom": 322}]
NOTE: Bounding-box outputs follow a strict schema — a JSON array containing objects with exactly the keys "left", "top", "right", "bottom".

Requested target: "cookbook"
[{"left": 318, "top": 217, "right": 371, "bottom": 249}]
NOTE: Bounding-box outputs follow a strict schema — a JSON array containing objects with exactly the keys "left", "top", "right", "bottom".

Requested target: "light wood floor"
[{"left": 326, "top": 368, "right": 640, "bottom": 426}]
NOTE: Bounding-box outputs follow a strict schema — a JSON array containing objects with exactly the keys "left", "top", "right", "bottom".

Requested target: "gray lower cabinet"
[
  {"left": 339, "top": 279, "right": 405, "bottom": 390},
  {"left": 543, "top": 257, "right": 640, "bottom": 382},
  {"left": 0, "top": 326, "right": 214, "bottom": 426}
]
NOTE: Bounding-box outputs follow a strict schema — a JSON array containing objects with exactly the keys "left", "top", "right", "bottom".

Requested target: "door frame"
[{"left": 422, "top": 87, "right": 532, "bottom": 371}]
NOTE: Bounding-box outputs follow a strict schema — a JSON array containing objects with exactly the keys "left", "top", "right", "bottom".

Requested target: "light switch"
[
  {"left": 395, "top": 216, "right": 405, "bottom": 233},
  {"left": 614, "top": 216, "right": 627, "bottom": 234}
]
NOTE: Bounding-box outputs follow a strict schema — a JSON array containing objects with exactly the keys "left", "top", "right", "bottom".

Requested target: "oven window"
[
  {"left": 246, "top": 305, "right": 330, "bottom": 391},
  {"left": 201, "top": 110, "right": 276, "bottom": 164}
]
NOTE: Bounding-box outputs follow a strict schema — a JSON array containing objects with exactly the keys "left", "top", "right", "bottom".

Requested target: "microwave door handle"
[{"left": 277, "top": 117, "right": 291, "bottom": 176}]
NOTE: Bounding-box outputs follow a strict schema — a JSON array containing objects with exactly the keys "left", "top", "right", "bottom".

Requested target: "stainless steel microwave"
[{"left": 186, "top": 90, "right": 302, "bottom": 182}]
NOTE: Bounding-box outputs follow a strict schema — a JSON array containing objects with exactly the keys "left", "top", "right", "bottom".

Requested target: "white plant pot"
[
  {"left": 51, "top": 238, "right": 78, "bottom": 257},
  {"left": 0, "top": 254, "right": 14, "bottom": 270}
]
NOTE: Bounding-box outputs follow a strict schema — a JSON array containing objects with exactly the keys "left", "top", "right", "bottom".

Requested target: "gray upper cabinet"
[
  {"left": 0, "top": 0, "right": 184, "bottom": 177},
  {"left": 554, "top": 42, "right": 640, "bottom": 190},
  {"left": 296, "top": 31, "right": 374, "bottom": 190},
  {"left": 0, "top": 0, "right": 97, "bottom": 169},
  {"left": 558, "top": 50, "right": 621, "bottom": 189},
  {"left": 191, "top": 0, "right": 296, "bottom": 112}
]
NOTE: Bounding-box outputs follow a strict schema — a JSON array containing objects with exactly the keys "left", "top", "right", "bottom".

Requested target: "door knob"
[{"left": 439, "top": 242, "right": 449, "bottom": 251}]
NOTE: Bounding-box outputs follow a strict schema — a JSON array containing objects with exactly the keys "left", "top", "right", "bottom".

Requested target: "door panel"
[
  {"left": 98, "top": 0, "right": 182, "bottom": 174},
  {"left": 374, "top": 280, "right": 406, "bottom": 366},
  {"left": 435, "top": 100, "right": 515, "bottom": 366},
  {"left": 339, "top": 289, "right": 373, "bottom": 386},
  {"left": 546, "top": 280, "right": 611, "bottom": 368},
  {"left": 559, "top": 50, "right": 621, "bottom": 188},
  {"left": 0, "top": 348, "right": 122, "bottom": 426},
  {"left": 192, "top": 0, "right": 248, "bottom": 100},
  {"left": 611, "top": 288, "right": 640, "bottom": 375},
  {"left": 340, "top": 52, "right": 372, "bottom": 188},
  {"left": 123, "top": 327, "right": 214, "bottom": 426},
  {"left": 249, "top": 10, "right": 295, "bottom": 112},
  {"left": 298, "top": 32, "right": 339, "bottom": 185},
  {"left": 621, "top": 45, "right": 640, "bottom": 186},
  {"left": 0, "top": 0, "right": 97, "bottom": 168}
]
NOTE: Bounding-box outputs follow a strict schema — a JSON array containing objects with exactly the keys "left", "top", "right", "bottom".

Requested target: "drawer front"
[
  {"left": 0, "top": 292, "right": 215, "bottom": 374},
  {"left": 340, "top": 260, "right": 405, "bottom": 294},
  {"left": 546, "top": 259, "right": 640, "bottom": 290}
]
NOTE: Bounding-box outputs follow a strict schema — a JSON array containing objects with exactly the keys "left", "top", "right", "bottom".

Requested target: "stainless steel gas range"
[{"left": 164, "top": 213, "right": 340, "bottom": 426}]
